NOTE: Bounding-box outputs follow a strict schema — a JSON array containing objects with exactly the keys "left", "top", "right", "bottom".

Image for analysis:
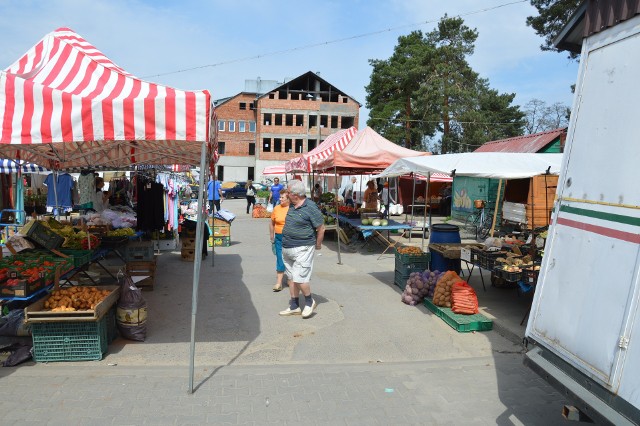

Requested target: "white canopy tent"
[{"left": 375, "top": 153, "right": 564, "bottom": 179}]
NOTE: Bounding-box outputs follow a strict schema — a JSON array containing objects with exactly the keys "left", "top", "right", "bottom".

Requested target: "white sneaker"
[
  {"left": 301, "top": 299, "right": 317, "bottom": 319},
  {"left": 279, "top": 306, "right": 301, "bottom": 316}
]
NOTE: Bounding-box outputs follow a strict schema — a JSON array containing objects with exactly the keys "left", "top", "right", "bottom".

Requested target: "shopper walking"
[
  {"left": 269, "top": 189, "right": 290, "bottom": 292},
  {"left": 279, "top": 180, "right": 325, "bottom": 319},
  {"left": 245, "top": 180, "right": 256, "bottom": 214},
  {"left": 268, "top": 177, "right": 284, "bottom": 207},
  {"left": 207, "top": 176, "right": 222, "bottom": 215}
]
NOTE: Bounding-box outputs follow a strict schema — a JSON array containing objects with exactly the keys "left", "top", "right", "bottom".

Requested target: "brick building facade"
[{"left": 214, "top": 71, "right": 360, "bottom": 183}]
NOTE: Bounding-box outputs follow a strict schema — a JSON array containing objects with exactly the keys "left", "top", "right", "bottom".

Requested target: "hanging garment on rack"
[
  {"left": 44, "top": 173, "right": 74, "bottom": 210},
  {"left": 77, "top": 171, "right": 95, "bottom": 207},
  {"left": 136, "top": 176, "right": 165, "bottom": 231}
]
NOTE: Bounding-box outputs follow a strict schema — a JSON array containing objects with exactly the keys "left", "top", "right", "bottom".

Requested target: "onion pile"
[{"left": 401, "top": 269, "right": 444, "bottom": 306}]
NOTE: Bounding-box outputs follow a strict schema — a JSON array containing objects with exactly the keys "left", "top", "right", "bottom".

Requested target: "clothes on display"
[
  {"left": 44, "top": 173, "right": 75, "bottom": 212},
  {"left": 135, "top": 175, "right": 165, "bottom": 231},
  {"left": 76, "top": 170, "right": 95, "bottom": 209}
]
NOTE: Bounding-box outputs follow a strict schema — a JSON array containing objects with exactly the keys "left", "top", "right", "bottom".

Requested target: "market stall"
[
  {"left": 313, "top": 126, "right": 430, "bottom": 263},
  {"left": 0, "top": 28, "right": 215, "bottom": 386}
]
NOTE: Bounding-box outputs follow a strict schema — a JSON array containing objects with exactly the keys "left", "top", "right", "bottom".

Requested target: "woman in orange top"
[{"left": 269, "top": 189, "right": 290, "bottom": 291}]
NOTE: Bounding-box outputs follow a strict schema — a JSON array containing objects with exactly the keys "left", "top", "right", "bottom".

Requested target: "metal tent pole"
[
  {"left": 335, "top": 166, "right": 341, "bottom": 265},
  {"left": 409, "top": 175, "right": 416, "bottom": 242},
  {"left": 422, "top": 173, "right": 430, "bottom": 252},
  {"left": 188, "top": 141, "right": 209, "bottom": 394}
]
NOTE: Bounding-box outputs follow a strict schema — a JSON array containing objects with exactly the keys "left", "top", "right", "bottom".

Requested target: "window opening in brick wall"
[
  {"left": 218, "top": 142, "right": 225, "bottom": 154},
  {"left": 239, "top": 102, "right": 246, "bottom": 110},
  {"left": 274, "top": 114, "right": 282, "bottom": 126},
  {"left": 285, "top": 114, "right": 294, "bottom": 126},
  {"left": 249, "top": 143, "right": 255, "bottom": 155},
  {"left": 330, "top": 93, "right": 339, "bottom": 102},
  {"left": 249, "top": 121, "right": 256, "bottom": 132},
  {"left": 295, "top": 139, "right": 303, "bottom": 153},
  {"left": 343, "top": 97, "right": 348, "bottom": 104},
  {"left": 239, "top": 121, "right": 246, "bottom": 132},
  {"left": 331, "top": 116, "right": 338, "bottom": 128},
  {"left": 218, "top": 120, "right": 225, "bottom": 132},
  {"left": 341, "top": 116, "right": 355, "bottom": 129},
  {"left": 274, "top": 138, "right": 282, "bottom": 152},
  {"left": 217, "top": 165, "right": 224, "bottom": 181},
  {"left": 278, "top": 90, "right": 287, "bottom": 99},
  {"left": 263, "top": 113, "right": 271, "bottom": 126},
  {"left": 248, "top": 167, "right": 255, "bottom": 181},
  {"left": 229, "top": 121, "right": 236, "bottom": 132},
  {"left": 249, "top": 102, "right": 255, "bottom": 110},
  {"left": 309, "top": 115, "right": 317, "bottom": 127},
  {"left": 285, "top": 139, "right": 292, "bottom": 153},
  {"left": 320, "top": 115, "right": 328, "bottom": 128},
  {"left": 308, "top": 139, "right": 317, "bottom": 151},
  {"left": 296, "top": 114, "right": 304, "bottom": 127},
  {"left": 269, "top": 93, "right": 275, "bottom": 99},
  {"left": 263, "top": 138, "right": 271, "bottom": 152},
  {"left": 290, "top": 93, "right": 300, "bottom": 100}
]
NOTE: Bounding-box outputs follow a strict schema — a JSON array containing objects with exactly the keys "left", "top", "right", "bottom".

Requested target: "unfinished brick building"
[{"left": 214, "top": 71, "right": 360, "bottom": 182}]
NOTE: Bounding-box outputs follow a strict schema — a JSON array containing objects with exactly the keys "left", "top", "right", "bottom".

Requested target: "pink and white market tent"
[
  {"left": 0, "top": 27, "right": 215, "bottom": 393},
  {"left": 285, "top": 126, "right": 357, "bottom": 173},
  {"left": 0, "top": 27, "right": 214, "bottom": 170}
]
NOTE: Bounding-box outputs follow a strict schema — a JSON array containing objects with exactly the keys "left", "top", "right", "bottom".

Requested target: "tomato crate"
[
  {"left": 395, "top": 247, "right": 430, "bottom": 265},
  {"left": 394, "top": 260, "right": 429, "bottom": 276},
  {"left": 122, "top": 241, "right": 154, "bottom": 262},
  {"left": 0, "top": 278, "right": 45, "bottom": 298},
  {"left": 423, "top": 298, "right": 493, "bottom": 332},
  {"left": 31, "top": 314, "right": 111, "bottom": 362},
  {"left": 59, "top": 249, "right": 93, "bottom": 268}
]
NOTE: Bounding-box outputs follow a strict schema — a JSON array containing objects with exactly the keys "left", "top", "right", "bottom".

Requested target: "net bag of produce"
[
  {"left": 432, "top": 271, "right": 462, "bottom": 308},
  {"left": 451, "top": 281, "right": 479, "bottom": 314},
  {"left": 116, "top": 273, "right": 147, "bottom": 341}
]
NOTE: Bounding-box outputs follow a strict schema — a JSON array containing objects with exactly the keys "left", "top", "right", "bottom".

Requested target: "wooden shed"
[{"left": 502, "top": 174, "right": 558, "bottom": 229}]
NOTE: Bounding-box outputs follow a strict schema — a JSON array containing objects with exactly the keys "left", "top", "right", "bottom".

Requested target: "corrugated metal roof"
[
  {"left": 474, "top": 128, "right": 567, "bottom": 153},
  {"left": 555, "top": 0, "right": 640, "bottom": 53}
]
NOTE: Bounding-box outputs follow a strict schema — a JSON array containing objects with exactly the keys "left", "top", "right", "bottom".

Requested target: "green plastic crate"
[
  {"left": 394, "top": 259, "right": 428, "bottom": 276},
  {"left": 31, "top": 315, "right": 110, "bottom": 362},
  {"left": 394, "top": 269, "right": 416, "bottom": 289},
  {"left": 423, "top": 298, "right": 492, "bottom": 332},
  {"left": 395, "top": 248, "right": 430, "bottom": 265},
  {"left": 59, "top": 249, "right": 93, "bottom": 268}
]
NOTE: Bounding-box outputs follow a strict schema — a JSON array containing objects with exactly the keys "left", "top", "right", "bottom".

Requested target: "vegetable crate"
[
  {"left": 395, "top": 260, "right": 429, "bottom": 276},
  {"left": 122, "top": 241, "right": 154, "bottom": 262},
  {"left": 394, "top": 270, "right": 411, "bottom": 289},
  {"left": 125, "top": 260, "right": 156, "bottom": 290},
  {"left": 211, "top": 236, "right": 231, "bottom": 247},
  {"left": 395, "top": 248, "right": 430, "bottom": 265},
  {"left": 31, "top": 312, "right": 114, "bottom": 362},
  {"left": 181, "top": 248, "right": 195, "bottom": 262},
  {"left": 480, "top": 251, "right": 506, "bottom": 270},
  {"left": 59, "top": 249, "right": 92, "bottom": 268},
  {"left": 423, "top": 298, "right": 493, "bottom": 333},
  {"left": 501, "top": 269, "right": 523, "bottom": 282},
  {"left": 0, "top": 278, "right": 44, "bottom": 298},
  {"left": 21, "top": 220, "right": 65, "bottom": 250},
  {"left": 181, "top": 237, "right": 196, "bottom": 249}
]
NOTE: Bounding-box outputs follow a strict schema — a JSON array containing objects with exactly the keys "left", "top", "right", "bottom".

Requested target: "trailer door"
[{"left": 526, "top": 18, "right": 640, "bottom": 392}]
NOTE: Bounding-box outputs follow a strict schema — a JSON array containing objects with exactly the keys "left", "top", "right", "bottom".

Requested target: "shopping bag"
[{"left": 266, "top": 203, "right": 274, "bottom": 213}]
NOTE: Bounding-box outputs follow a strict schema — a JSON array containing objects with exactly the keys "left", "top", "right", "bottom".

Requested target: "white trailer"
[{"left": 524, "top": 5, "right": 640, "bottom": 425}]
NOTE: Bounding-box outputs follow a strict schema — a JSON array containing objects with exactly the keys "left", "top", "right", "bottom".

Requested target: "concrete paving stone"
[
  {"left": 110, "top": 416, "right": 150, "bottom": 425},
  {"left": 205, "top": 394, "right": 237, "bottom": 406},
  {"left": 141, "top": 414, "right": 178, "bottom": 425},
  {"left": 222, "top": 385, "right": 251, "bottom": 397},
  {"left": 205, "top": 412, "right": 238, "bottom": 424},
  {"left": 172, "top": 414, "right": 208, "bottom": 425}
]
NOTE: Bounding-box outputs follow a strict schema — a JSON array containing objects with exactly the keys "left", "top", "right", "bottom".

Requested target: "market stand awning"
[
  {"left": 0, "top": 27, "right": 214, "bottom": 170},
  {"left": 262, "top": 164, "right": 286, "bottom": 175},
  {"left": 375, "top": 153, "right": 564, "bottom": 179},
  {"left": 285, "top": 126, "right": 357, "bottom": 173},
  {"left": 314, "top": 126, "right": 430, "bottom": 174},
  {"left": 0, "top": 159, "right": 48, "bottom": 173}
]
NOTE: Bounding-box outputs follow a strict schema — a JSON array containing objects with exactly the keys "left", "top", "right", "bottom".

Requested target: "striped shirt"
[{"left": 282, "top": 199, "right": 324, "bottom": 248}]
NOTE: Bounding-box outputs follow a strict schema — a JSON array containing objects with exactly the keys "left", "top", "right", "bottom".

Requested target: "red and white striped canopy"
[
  {"left": 285, "top": 126, "right": 356, "bottom": 173},
  {"left": 0, "top": 28, "right": 214, "bottom": 170}
]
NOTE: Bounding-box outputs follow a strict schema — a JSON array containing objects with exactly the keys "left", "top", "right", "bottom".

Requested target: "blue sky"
[{"left": 0, "top": 0, "right": 578, "bottom": 126}]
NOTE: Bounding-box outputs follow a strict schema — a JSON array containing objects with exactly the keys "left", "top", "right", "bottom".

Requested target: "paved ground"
[{"left": 0, "top": 199, "right": 580, "bottom": 425}]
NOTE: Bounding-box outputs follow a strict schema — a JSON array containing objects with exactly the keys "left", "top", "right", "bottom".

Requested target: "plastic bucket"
[{"left": 429, "top": 224, "right": 461, "bottom": 273}]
